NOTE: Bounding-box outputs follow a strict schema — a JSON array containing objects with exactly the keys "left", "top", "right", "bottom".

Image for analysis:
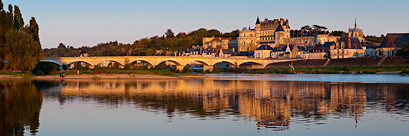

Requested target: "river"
[{"left": 0, "top": 74, "right": 408, "bottom": 135}]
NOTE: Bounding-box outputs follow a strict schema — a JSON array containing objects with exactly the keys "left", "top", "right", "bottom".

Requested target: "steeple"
[
  {"left": 256, "top": 16, "right": 260, "bottom": 24},
  {"left": 355, "top": 18, "right": 357, "bottom": 29}
]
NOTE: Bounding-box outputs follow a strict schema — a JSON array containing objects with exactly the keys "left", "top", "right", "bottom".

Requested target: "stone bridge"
[{"left": 42, "top": 56, "right": 299, "bottom": 72}]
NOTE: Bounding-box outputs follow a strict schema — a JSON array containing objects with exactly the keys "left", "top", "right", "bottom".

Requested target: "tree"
[
  {"left": 145, "top": 48, "right": 154, "bottom": 56},
  {"left": 29, "top": 17, "right": 39, "bottom": 42},
  {"left": 396, "top": 42, "right": 409, "bottom": 56},
  {"left": 4, "top": 29, "right": 43, "bottom": 71},
  {"left": 58, "top": 43, "right": 66, "bottom": 49},
  {"left": 13, "top": 5, "right": 24, "bottom": 30},
  {"left": 301, "top": 25, "right": 312, "bottom": 31},
  {"left": 166, "top": 29, "right": 174, "bottom": 39}
]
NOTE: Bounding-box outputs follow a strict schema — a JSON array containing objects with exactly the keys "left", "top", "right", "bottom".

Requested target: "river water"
[{"left": 1, "top": 74, "right": 409, "bottom": 136}]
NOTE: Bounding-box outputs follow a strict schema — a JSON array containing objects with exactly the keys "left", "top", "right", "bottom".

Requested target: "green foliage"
[
  {"left": 145, "top": 48, "right": 154, "bottom": 56},
  {"left": 0, "top": 3, "right": 43, "bottom": 71},
  {"left": 4, "top": 29, "right": 43, "bottom": 71},
  {"left": 396, "top": 42, "right": 409, "bottom": 56},
  {"left": 330, "top": 31, "right": 344, "bottom": 36},
  {"left": 365, "top": 35, "right": 384, "bottom": 44},
  {"left": 182, "top": 66, "right": 193, "bottom": 73}
]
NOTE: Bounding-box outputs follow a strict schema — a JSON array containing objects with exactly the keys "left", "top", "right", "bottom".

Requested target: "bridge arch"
[
  {"left": 186, "top": 60, "right": 210, "bottom": 66},
  {"left": 237, "top": 61, "right": 263, "bottom": 66},
  {"left": 156, "top": 59, "right": 182, "bottom": 66},
  {"left": 129, "top": 59, "right": 155, "bottom": 66},
  {"left": 212, "top": 60, "right": 236, "bottom": 68},
  {"left": 106, "top": 60, "right": 124, "bottom": 66},
  {"left": 41, "top": 60, "right": 63, "bottom": 66},
  {"left": 65, "top": 60, "right": 95, "bottom": 66}
]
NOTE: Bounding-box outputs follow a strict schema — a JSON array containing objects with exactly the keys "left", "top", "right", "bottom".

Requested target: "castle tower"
[
  {"left": 274, "top": 22, "right": 286, "bottom": 46},
  {"left": 255, "top": 17, "right": 261, "bottom": 46}
]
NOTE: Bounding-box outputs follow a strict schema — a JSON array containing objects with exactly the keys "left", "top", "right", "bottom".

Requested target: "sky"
[{"left": 3, "top": 0, "right": 409, "bottom": 49}]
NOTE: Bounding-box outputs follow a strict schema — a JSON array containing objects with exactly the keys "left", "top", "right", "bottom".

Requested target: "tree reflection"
[{"left": 0, "top": 80, "right": 43, "bottom": 136}]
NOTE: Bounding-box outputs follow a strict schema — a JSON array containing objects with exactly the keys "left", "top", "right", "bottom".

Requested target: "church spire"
[{"left": 355, "top": 18, "right": 357, "bottom": 29}]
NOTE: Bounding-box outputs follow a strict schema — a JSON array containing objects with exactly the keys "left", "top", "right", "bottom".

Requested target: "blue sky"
[{"left": 3, "top": 0, "right": 409, "bottom": 48}]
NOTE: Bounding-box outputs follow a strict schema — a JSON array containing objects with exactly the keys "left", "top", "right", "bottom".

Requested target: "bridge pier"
[
  {"left": 176, "top": 65, "right": 185, "bottom": 72},
  {"left": 203, "top": 65, "right": 213, "bottom": 72},
  {"left": 251, "top": 65, "right": 265, "bottom": 69}
]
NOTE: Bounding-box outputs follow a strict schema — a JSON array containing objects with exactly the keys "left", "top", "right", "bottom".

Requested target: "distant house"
[
  {"left": 79, "top": 49, "right": 87, "bottom": 57},
  {"left": 202, "top": 49, "right": 217, "bottom": 57},
  {"left": 330, "top": 34, "right": 366, "bottom": 59},
  {"left": 254, "top": 45, "right": 273, "bottom": 58},
  {"left": 376, "top": 33, "right": 409, "bottom": 56},
  {"left": 308, "top": 43, "right": 329, "bottom": 59},
  {"left": 230, "top": 51, "right": 250, "bottom": 58},
  {"left": 364, "top": 44, "right": 376, "bottom": 57},
  {"left": 217, "top": 49, "right": 234, "bottom": 58},
  {"left": 271, "top": 45, "right": 286, "bottom": 59}
]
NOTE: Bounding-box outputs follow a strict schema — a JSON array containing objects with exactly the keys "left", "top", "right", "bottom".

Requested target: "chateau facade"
[
  {"left": 237, "top": 17, "right": 291, "bottom": 51},
  {"left": 237, "top": 17, "right": 322, "bottom": 52}
]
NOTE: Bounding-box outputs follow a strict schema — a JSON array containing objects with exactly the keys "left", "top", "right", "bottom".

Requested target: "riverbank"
[
  {"left": 246, "top": 66, "right": 409, "bottom": 74},
  {"left": 0, "top": 73, "right": 207, "bottom": 80}
]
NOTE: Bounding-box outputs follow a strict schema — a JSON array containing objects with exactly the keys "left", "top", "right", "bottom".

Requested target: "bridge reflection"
[{"left": 43, "top": 79, "right": 409, "bottom": 131}]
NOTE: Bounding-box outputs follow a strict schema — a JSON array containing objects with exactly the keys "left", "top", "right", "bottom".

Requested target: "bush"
[
  {"left": 182, "top": 66, "right": 193, "bottom": 73},
  {"left": 124, "top": 64, "right": 132, "bottom": 70}
]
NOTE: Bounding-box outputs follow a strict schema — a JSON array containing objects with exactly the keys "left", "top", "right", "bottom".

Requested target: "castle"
[
  {"left": 237, "top": 17, "right": 322, "bottom": 51},
  {"left": 237, "top": 17, "right": 291, "bottom": 51}
]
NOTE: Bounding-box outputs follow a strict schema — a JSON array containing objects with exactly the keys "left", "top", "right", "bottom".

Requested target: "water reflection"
[
  {"left": 48, "top": 79, "right": 409, "bottom": 131},
  {"left": 1, "top": 79, "right": 409, "bottom": 135},
  {"left": 0, "top": 80, "right": 44, "bottom": 136}
]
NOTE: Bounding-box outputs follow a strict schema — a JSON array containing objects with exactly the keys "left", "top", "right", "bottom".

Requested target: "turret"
[{"left": 255, "top": 16, "right": 261, "bottom": 45}]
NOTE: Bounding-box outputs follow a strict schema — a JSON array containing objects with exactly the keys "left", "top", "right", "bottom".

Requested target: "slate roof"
[
  {"left": 220, "top": 49, "right": 234, "bottom": 54},
  {"left": 323, "top": 42, "right": 336, "bottom": 48},
  {"left": 309, "top": 43, "right": 328, "bottom": 52},
  {"left": 256, "top": 45, "right": 274, "bottom": 50},
  {"left": 379, "top": 33, "right": 409, "bottom": 48},
  {"left": 231, "top": 51, "right": 249, "bottom": 56},
  {"left": 272, "top": 45, "right": 287, "bottom": 52},
  {"left": 338, "top": 34, "right": 363, "bottom": 49},
  {"left": 275, "top": 23, "right": 284, "bottom": 31}
]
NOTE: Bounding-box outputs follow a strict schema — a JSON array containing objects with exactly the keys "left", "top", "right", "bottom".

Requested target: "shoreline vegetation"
[{"left": 1, "top": 65, "right": 408, "bottom": 80}]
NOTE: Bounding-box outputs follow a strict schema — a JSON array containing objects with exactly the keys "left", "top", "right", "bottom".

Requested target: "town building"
[
  {"left": 330, "top": 34, "right": 366, "bottom": 59},
  {"left": 376, "top": 33, "right": 409, "bottom": 56},
  {"left": 307, "top": 43, "right": 329, "bottom": 59},
  {"left": 254, "top": 45, "right": 274, "bottom": 58}
]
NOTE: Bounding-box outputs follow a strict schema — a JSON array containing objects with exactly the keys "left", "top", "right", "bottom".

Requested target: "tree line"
[
  {"left": 0, "top": 0, "right": 43, "bottom": 72},
  {"left": 43, "top": 28, "right": 239, "bottom": 57}
]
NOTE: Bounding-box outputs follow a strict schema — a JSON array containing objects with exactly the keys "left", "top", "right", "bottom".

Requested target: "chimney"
[{"left": 348, "top": 37, "right": 351, "bottom": 48}]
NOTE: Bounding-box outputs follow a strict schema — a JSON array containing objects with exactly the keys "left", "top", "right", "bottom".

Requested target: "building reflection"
[{"left": 47, "top": 79, "right": 409, "bottom": 131}]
